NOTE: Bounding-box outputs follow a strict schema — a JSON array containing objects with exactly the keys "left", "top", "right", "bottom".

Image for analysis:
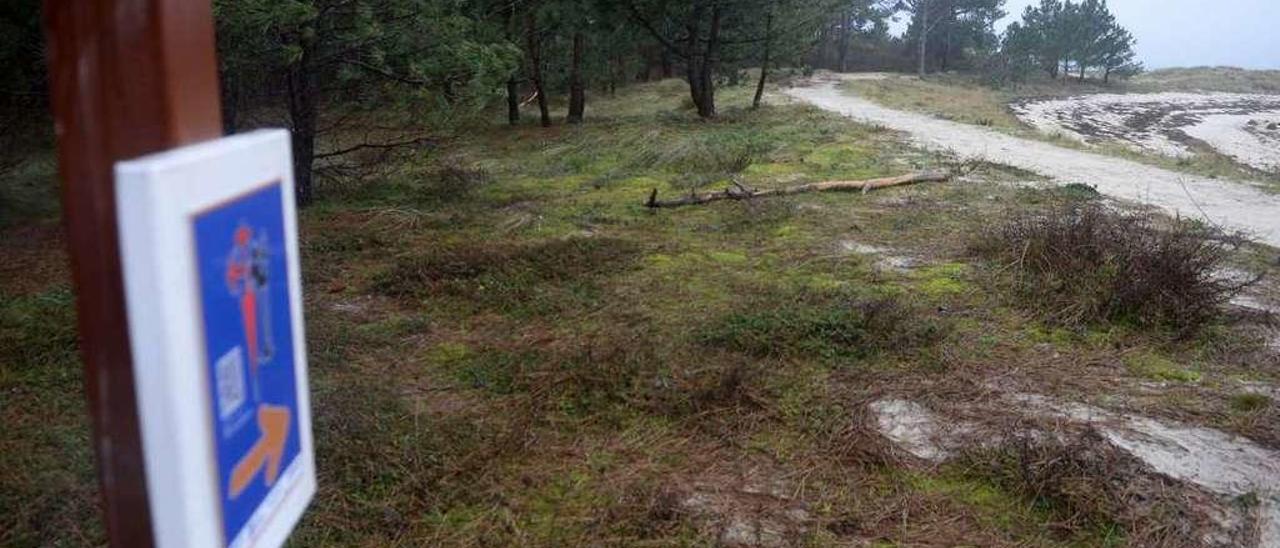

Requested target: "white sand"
[
  {"left": 868, "top": 393, "right": 1280, "bottom": 546},
  {"left": 1011, "top": 92, "right": 1280, "bottom": 173},
  {"left": 868, "top": 399, "right": 952, "bottom": 461},
  {"left": 1184, "top": 113, "right": 1280, "bottom": 172},
  {"left": 1013, "top": 393, "right": 1280, "bottom": 547},
  {"left": 786, "top": 75, "right": 1280, "bottom": 248}
]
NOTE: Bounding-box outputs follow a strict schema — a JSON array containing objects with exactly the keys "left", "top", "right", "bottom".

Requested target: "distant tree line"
[
  {"left": 807, "top": 0, "right": 899, "bottom": 72},
  {"left": 806, "top": 0, "right": 1008, "bottom": 76},
  {"left": 804, "top": 0, "right": 1138, "bottom": 86},
  {"left": 213, "top": 0, "right": 844, "bottom": 203},
  {"left": 1000, "top": 0, "right": 1139, "bottom": 84},
  {"left": 0, "top": 0, "right": 1138, "bottom": 205},
  {"left": 1, "top": 0, "right": 842, "bottom": 205},
  {"left": 902, "top": 0, "right": 1006, "bottom": 76}
]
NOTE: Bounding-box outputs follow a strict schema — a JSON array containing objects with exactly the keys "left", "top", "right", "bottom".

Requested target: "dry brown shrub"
[
  {"left": 971, "top": 203, "right": 1257, "bottom": 336},
  {"left": 960, "top": 430, "right": 1231, "bottom": 547}
]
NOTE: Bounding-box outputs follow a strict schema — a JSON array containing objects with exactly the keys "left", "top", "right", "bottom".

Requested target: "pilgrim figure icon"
[{"left": 226, "top": 223, "right": 276, "bottom": 401}]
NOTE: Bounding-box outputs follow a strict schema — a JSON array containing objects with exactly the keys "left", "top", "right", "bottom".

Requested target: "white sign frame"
[{"left": 115, "top": 129, "right": 315, "bottom": 548}]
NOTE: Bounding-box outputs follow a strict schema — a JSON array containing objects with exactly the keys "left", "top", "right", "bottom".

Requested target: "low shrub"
[
  {"left": 646, "top": 135, "right": 770, "bottom": 177},
  {"left": 416, "top": 161, "right": 490, "bottom": 202},
  {"left": 0, "top": 287, "right": 79, "bottom": 369},
  {"left": 1230, "top": 393, "right": 1271, "bottom": 413},
  {"left": 970, "top": 204, "right": 1256, "bottom": 335},
  {"left": 373, "top": 237, "right": 642, "bottom": 314},
  {"left": 961, "top": 432, "right": 1204, "bottom": 547},
  {"left": 701, "top": 289, "right": 944, "bottom": 361}
]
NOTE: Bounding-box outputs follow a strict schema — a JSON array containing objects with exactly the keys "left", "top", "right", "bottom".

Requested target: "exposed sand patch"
[
  {"left": 839, "top": 241, "right": 918, "bottom": 272},
  {"left": 787, "top": 75, "right": 1280, "bottom": 247},
  {"left": 679, "top": 465, "right": 811, "bottom": 547},
  {"left": 1238, "top": 381, "right": 1280, "bottom": 401},
  {"left": 1014, "top": 393, "right": 1280, "bottom": 547},
  {"left": 840, "top": 241, "right": 889, "bottom": 255},
  {"left": 1234, "top": 295, "right": 1279, "bottom": 315},
  {"left": 868, "top": 399, "right": 953, "bottom": 461},
  {"left": 867, "top": 393, "right": 1280, "bottom": 546},
  {"left": 1011, "top": 393, "right": 1280, "bottom": 497},
  {"left": 1184, "top": 113, "right": 1280, "bottom": 173},
  {"left": 1228, "top": 294, "right": 1280, "bottom": 351},
  {"left": 1011, "top": 92, "right": 1280, "bottom": 173}
]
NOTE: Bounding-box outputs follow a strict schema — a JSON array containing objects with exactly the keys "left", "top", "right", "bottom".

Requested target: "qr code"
[{"left": 215, "top": 346, "right": 247, "bottom": 420}]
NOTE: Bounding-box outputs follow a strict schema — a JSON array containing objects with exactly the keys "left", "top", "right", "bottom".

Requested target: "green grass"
[
  {"left": 700, "top": 289, "right": 946, "bottom": 361},
  {"left": 0, "top": 151, "right": 60, "bottom": 229},
  {"left": 0, "top": 287, "right": 102, "bottom": 546},
  {"left": 372, "top": 236, "right": 645, "bottom": 317},
  {"left": 1124, "top": 351, "right": 1202, "bottom": 383},
  {"left": 904, "top": 471, "right": 1123, "bottom": 546},
  {"left": 3, "top": 77, "right": 1278, "bottom": 546},
  {"left": 840, "top": 71, "right": 1280, "bottom": 190},
  {"left": 1230, "top": 393, "right": 1272, "bottom": 413},
  {"left": 842, "top": 73, "right": 1029, "bottom": 130},
  {"left": 1131, "top": 67, "right": 1280, "bottom": 94}
]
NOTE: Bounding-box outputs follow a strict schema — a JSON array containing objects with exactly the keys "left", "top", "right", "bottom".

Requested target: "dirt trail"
[{"left": 786, "top": 74, "right": 1280, "bottom": 248}]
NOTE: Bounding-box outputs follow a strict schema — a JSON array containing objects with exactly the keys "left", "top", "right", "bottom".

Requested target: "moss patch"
[
  {"left": 913, "top": 262, "right": 973, "bottom": 298},
  {"left": 1124, "top": 351, "right": 1201, "bottom": 383}
]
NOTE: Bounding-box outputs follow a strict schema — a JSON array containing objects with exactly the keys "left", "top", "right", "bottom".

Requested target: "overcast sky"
[{"left": 891, "top": 0, "right": 1280, "bottom": 70}]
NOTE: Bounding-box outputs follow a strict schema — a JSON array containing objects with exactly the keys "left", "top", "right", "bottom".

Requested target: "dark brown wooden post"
[{"left": 42, "top": 1, "right": 223, "bottom": 546}]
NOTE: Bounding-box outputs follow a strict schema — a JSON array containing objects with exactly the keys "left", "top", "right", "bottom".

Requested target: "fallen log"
[{"left": 644, "top": 170, "right": 951, "bottom": 209}]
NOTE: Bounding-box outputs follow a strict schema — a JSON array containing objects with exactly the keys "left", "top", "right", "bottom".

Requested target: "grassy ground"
[
  {"left": 3, "top": 79, "right": 1279, "bottom": 546},
  {"left": 839, "top": 70, "right": 1280, "bottom": 190},
  {"left": 836, "top": 72, "right": 1110, "bottom": 131},
  {"left": 1131, "top": 67, "right": 1280, "bottom": 94}
]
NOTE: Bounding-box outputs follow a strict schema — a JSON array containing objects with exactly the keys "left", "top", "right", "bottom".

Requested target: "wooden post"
[{"left": 42, "top": 1, "right": 223, "bottom": 546}]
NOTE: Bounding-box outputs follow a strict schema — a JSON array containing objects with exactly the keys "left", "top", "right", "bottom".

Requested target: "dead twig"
[
  {"left": 314, "top": 134, "right": 436, "bottom": 160},
  {"left": 644, "top": 171, "right": 951, "bottom": 209}
]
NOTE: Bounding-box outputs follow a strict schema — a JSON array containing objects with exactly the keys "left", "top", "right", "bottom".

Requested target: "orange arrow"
[{"left": 228, "top": 404, "right": 291, "bottom": 499}]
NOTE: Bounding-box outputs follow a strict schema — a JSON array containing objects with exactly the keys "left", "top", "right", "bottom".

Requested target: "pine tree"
[
  {"left": 624, "top": 0, "right": 838, "bottom": 118},
  {"left": 214, "top": 0, "right": 519, "bottom": 204},
  {"left": 1008, "top": 0, "right": 1137, "bottom": 83},
  {"left": 1097, "top": 24, "right": 1140, "bottom": 82}
]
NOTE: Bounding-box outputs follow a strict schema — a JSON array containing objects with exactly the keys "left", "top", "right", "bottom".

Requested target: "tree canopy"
[
  {"left": 212, "top": 0, "right": 521, "bottom": 202},
  {"left": 1006, "top": 0, "right": 1140, "bottom": 82},
  {"left": 1, "top": 0, "right": 1140, "bottom": 206},
  {"left": 900, "top": 0, "right": 1005, "bottom": 75},
  {"left": 0, "top": 1, "right": 43, "bottom": 107}
]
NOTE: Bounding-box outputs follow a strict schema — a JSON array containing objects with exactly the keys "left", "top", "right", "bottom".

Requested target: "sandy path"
[{"left": 786, "top": 75, "right": 1280, "bottom": 248}]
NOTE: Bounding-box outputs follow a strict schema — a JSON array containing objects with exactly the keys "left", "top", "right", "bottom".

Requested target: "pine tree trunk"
[
  {"left": 698, "top": 5, "right": 721, "bottom": 118},
  {"left": 609, "top": 66, "right": 617, "bottom": 96},
  {"left": 918, "top": 0, "right": 929, "bottom": 77},
  {"left": 220, "top": 72, "right": 239, "bottom": 134},
  {"left": 753, "top": 11, "right": 773, "bottom": 110},
  {"left": 686, "top": 1, "right": 707, "bottom": 114},
  {"left": 506, "top": 5, "right": 520, "bottom": 126},
  {"left": 506, "top": 78, "right": 520, "bottom": 125},
  {"left": 837, "top": 12, "right": 851, "bottom": 72},
  {"left": 942, "top": 0, "right": 957, "bottom": 73},
  {"left": 567, "top": 32, "right": 586, "bottom": 124},
  {"left": 661, "top": 50, "right": 674, "bottom": 79},
  {"left": 286, "top": 42, "right": 317, "bottom": 206},
  {"left": 525, "top": 10, "right": 551, "bottom": 128},
  {"left": 609, "top": 55, "right": 620, "bottom": 96}
]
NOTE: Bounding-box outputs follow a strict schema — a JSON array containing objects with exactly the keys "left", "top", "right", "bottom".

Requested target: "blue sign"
[{"left": 193, "top": 182, "right": 303, "bottom": 546}]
